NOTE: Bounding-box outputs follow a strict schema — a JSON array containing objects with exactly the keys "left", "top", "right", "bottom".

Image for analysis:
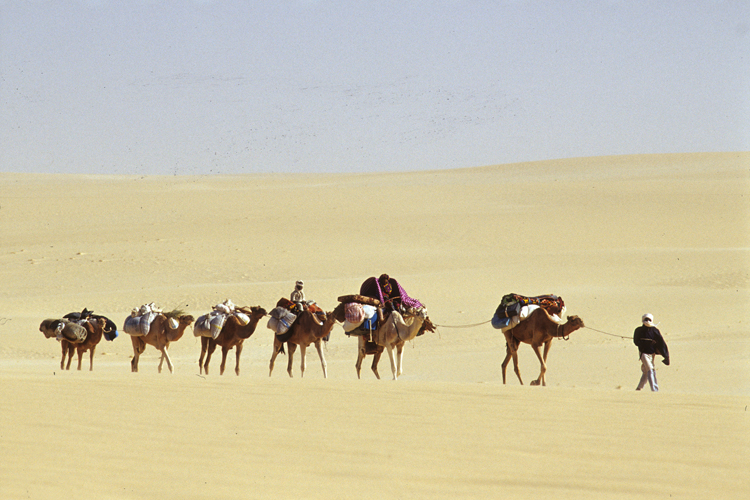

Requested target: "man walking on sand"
[{"left": 633, "top": 313, "right": 670, "bottom": 391}]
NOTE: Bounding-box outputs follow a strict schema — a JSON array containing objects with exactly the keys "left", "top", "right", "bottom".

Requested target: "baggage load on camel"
[
  {"left": 194, "top": 312, "right": 227, "bottom": 339},
  {"left": 234, "top": 312, "right": 250, "bottom": 326},
  {"left": 304, "top": 301, "right": 327, "bottom": 324},
  {"left": 517, "top": 294, "right": 565, "bottom": 316},
  {"left": 138, "top": 302, "right": 162, "bottom": 316},
  {"left": 343, "top": 304, "right": 377, "bottom": 333},
  {"left": 194, "top": 300, "right": 241, "bottom": 338},
  {"left": 267, "top": 307, "right": 297, "bottom": 335},
  {"left": 209, "top": 313, "right": 226, "bottom": 337},
  {"left": 492, "top": 294, "right": 565, "bottom": 331},
  {"left": 337, "top": 294, "right": 381, "bottom": 307},
  {"left": 276, "top": 297, "right": 295, "bottom": 310},
  {"left": 494, "top": 296, "right": 522, "bottom": 319},
  {"left": 63, "top": 310, "right": 119, "bottom": 342},
  {"left": 59, "top": 320, "right": 87, "bottom": 343},
  {"left": 345, "top": 307, "right": 379, "bottom": 335},
  {"left": 491, "top": 304, "right": 542, "bottom": 331},
  {"left": 39, "top": 319, "right": 88, "bottom": 343},
  {"left": 344, "top": 302, "right": 365, "bottom": 324},
  {"left": 213, "top": 299, "right": 235, "bottom": 315},
  {"left": 123, "top": 311, "right": 158, "bottom": 336}
]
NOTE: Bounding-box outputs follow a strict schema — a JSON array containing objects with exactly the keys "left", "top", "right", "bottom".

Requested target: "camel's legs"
[
  {"left": 269, "top": 339, "right": 283, "bottom": 376},
  {"left": 286, "top": 343, "right": 297, "bottom": 378},
  {"left": 130, "top": 337, "right": 143, "bottom": 373},
  {"left": 501, "top": 339, "right": 524, "bottom": 385},
  {"left": 61, "top": 342, "right": 73, "bottom": 370},
  {"left": 299, "top": 344, "right": 307, "bottom": 378},
  {"left": 530, "top": 344, "right": 547, "bottom": 386},
  {"left": 395, "top": 342, "right": 405, "bottom": 378},
  {"left": 198, "top": 337, "right": 208, "bottom": 374},
  {"left": 500, "top": 346, "right": 512, "bottom": 384},
  {"left": 89, "top": 345, "right": 96, "bottom": 371},
  {"left": 371, "top": 351, "right": 381, "bottom": 379},
  {"left": 385, "top": 344, "right": 398, "bottom": 380},
  {"left": 314, "top": 339, "right": 327, "bottom": 379},
  {"left": 220, "top": 345, "right": 230, "bottom": 376},
  {"left": 159, "top": 347, "right": 174, "bottom": 374},
  {"left": 511, "top": 349, "right": 523, "bottom": 385},
  {"left": 76, "top": 348, "right": 83, "bottom": 371},
  {"left": 355, "top": 336, "right": 366, "bottom": 379},
  {"left": 540, "top": 340, "right": 552, "bottom": 386},
  {"left": 204, "top": 340, "right": 217, "bottom": 375},
  {"left": 234, "top": 343, "right": 243, "bottom": 376}
]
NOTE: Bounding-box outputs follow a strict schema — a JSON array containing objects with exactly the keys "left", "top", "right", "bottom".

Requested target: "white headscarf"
[{"left": 642, "top": 313, "right": 654, "bottom": 326}]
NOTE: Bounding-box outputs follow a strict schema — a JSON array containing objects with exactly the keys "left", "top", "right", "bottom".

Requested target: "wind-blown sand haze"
[{"left": 1, "top": 153, "right": 748, "bottom": 499}]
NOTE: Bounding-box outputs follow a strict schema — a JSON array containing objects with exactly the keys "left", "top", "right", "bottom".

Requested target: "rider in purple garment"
[{"left": 359, "top": 274, "right": 424, "bottom": 313}]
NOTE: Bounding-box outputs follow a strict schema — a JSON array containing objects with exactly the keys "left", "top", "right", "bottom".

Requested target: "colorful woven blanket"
[{"left": 506, "top": 293, "right": 565, "bottom": 316}]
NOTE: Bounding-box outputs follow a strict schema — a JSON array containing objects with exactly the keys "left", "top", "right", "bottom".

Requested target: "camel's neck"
[
  {"left": 314, "top": 319, "right": 336, "bottom": 340},
  {"left": 168, "top": 325, "right": 189, "bottom": 342},
  {"left": 397, "top": 314, "right": 425, "bottom": 342},
  {"left": 238, "top": 317, "right": 262, "bottom": 339},
  {"left": 560, "top": 322, "right": 581, "bottom": 337}
]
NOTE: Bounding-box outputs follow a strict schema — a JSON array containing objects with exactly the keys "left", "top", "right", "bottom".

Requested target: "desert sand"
[{"left": 1, "top": 152, "right": 748, "bottom": 499}]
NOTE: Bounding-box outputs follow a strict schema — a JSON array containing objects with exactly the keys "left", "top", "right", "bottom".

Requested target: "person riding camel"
[
  {"left": 290, "top": 280, "right": 305, "bottom": 314},
  {"left": 359, "top": 274, "right": 424, "bottom": 314}
]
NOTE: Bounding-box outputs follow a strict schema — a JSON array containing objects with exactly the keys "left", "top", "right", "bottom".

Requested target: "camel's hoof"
[{"left": 530, "top": 380, "right": 540, "bottom": 386}]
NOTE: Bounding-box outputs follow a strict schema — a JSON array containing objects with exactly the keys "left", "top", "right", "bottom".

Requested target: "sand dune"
[{"left": 1, "top": 153, "right": 748, "bottom": 499}]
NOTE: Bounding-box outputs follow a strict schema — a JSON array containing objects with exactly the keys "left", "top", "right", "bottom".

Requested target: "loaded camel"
[
  {"left": 335, "top": 304, "right": 429, "bottom": 381},
  {"left": 39, "top": 317, "right": 109, "bottom": 371},
  {"left": 501, "top": 307, "right": 585, "bottom": 386},
  {"left": 198, "top": 306, "right": 267, "bottom": 376},
  {"left": 367, "top": 313, "right": 434, "bottom": 380},
  {"left": 269, "top": 309, "right": 337, "bottom": 378},
  {"left": 130, "top": 311, "right": 195, "bottom": 373}
]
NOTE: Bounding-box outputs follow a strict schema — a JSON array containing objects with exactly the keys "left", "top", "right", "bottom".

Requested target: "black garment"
[{"left": 633, "top": 325, "right": 670, "bottom": 364}]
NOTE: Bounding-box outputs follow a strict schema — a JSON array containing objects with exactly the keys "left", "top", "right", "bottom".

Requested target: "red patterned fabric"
[{"left": 345, "top": 303, "right": 365, "bottom": 323}]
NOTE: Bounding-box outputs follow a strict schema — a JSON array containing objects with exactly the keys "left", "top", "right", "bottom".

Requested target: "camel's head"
[
  {"left": 331, "top": 302, "right": 346, "bottom": 323},
  {"left": 404, "top": 307, "right": 428, "bottom": 321},
  {"left": 249, "top": 306, "right": 267, "bottom": 319},
  {"left": 418, "top": 316, "right": 436, "bottom": 336},
  {"left": 39, "top": 319, "right": 62, "bottom": 339},
  {"left": 179, "top": 314, "right": 195, "bottom": 326},
  {"left": 566, "top": 315, "right": 584, "bottom": 330}
]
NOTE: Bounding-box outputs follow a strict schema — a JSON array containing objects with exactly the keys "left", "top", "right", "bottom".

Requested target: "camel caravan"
[{"left": 39, "top": 276, "right": 584, "bottom": 384}]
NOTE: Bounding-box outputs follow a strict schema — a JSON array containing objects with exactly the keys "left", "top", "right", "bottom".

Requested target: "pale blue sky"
[{"left": 1, "top": 0, "right": 748, "bottom": 174}]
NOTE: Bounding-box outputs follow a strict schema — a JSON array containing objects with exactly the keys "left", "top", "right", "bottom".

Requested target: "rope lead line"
[
  {"left": 433, "top": 319, "right": 492, "bottom": 329},
  {"left": 432, "top": 320, "right": 631, "bottom": 340},
  {"left": 583, "top": 326, "right": 631, "bottom": 340}
]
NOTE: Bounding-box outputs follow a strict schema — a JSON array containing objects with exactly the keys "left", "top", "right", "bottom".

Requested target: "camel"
[
  {"left": 269, "top": 309, "right": 337, "bottom": 378},
  {"left": 198, "top": 306, "right": 267, "bottom": 376},
  {"left": 365, "top": 313, "right": 435, "bottom": 380},
  {"left": 40, "top": 317, "right": 108, "bottom": 371},
  {"left": 130, "top": 311, "right": 195, "bottom": 373},
  {"left": 501, "top": 307, "right": 585, "bottom": 386},
  {"left": 354, "top": 307, "right": 428, "bottom": 381}
]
